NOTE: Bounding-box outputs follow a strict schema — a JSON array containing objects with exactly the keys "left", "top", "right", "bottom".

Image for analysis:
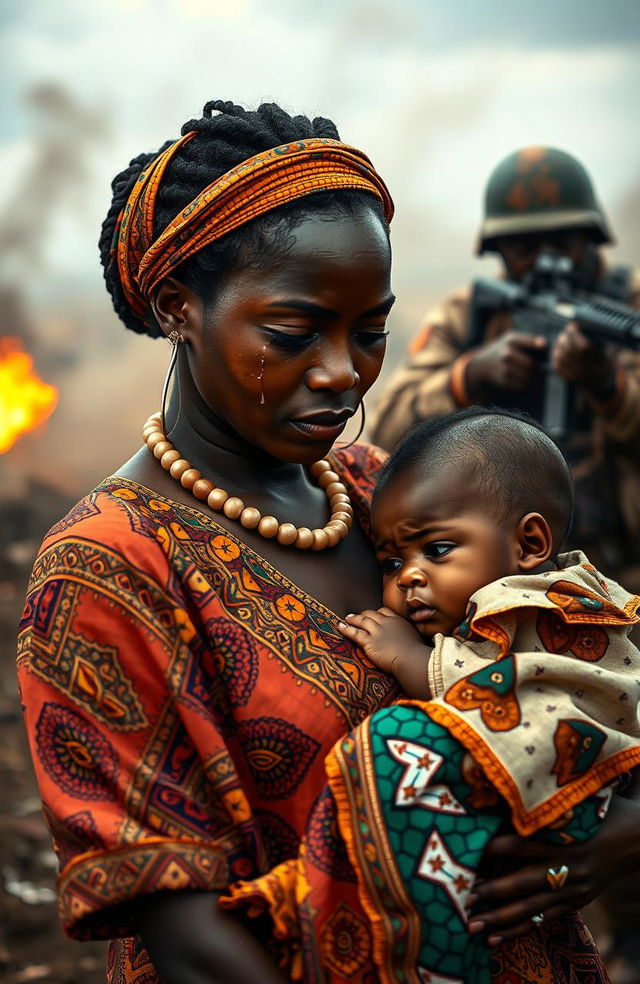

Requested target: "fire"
[{"left": 0, "top": 337, "right": 58, "bottom": 454}]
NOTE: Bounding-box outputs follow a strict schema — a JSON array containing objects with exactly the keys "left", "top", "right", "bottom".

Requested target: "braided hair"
[{"left": 99, "top": 100, "right": 387, "bottom": 338}]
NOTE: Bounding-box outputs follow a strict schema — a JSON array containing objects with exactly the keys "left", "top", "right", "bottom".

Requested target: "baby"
[
  {"left": 225, "top": 407, "right": 640, "bottom": 984},
  {"left": 331, "top": 406, "right": 640, "bottom": 982}
]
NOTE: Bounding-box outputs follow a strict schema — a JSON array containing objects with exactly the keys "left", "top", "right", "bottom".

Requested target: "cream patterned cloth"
[{"left": 425, "top": 551, "right": 640, "bottom": 834}]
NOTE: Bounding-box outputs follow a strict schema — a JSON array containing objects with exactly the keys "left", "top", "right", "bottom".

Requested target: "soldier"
[
  {"left": 371, "top": 146, "right": 640, "bottom": 585},
  {"left": 369, "top": 145, "right": 640, "bottom": 982}
]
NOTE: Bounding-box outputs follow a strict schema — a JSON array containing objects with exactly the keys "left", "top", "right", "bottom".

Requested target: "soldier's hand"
[
  {"left": 551, "top": 322, "right": 617, "bottom": 397},
  {"left": 465, "top": 332, "right": 547, "bottom": 395}
]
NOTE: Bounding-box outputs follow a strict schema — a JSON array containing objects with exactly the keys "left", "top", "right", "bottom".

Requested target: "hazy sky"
[
  {"left": 2, "top": 0, "right": 639, "bottom": 290},
  {"left": 1, "top": 1, "right": 640, "bottom": 489}
]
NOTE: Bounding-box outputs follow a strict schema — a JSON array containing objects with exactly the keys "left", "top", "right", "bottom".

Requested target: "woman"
[{"left": 16, "top": 100, "right": 637, "bottom": 984}]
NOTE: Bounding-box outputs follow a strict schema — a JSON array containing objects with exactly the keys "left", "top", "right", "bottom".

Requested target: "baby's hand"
[{"left": 338, "top": 608, "right": 431, "bottom": 698}]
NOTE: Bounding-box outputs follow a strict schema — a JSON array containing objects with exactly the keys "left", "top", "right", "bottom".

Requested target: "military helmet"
[{"left": 476, "top": 146, "right": 613, "bottom": 255}]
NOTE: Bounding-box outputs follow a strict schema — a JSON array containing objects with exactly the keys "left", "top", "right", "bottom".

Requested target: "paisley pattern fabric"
[{"left": 17, "top": 443, "right": 397, "bottom": 982}]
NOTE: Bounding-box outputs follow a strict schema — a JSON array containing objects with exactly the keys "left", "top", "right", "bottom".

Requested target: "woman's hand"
[
  {"left": 338, "top": 608, "right": 432, "bottom": 697},
  {"left": 137, "top": 889, "right": 288, "bottom": 984},
  {"left": 466, "top": 796, "right": 640, "bottom": 945}
]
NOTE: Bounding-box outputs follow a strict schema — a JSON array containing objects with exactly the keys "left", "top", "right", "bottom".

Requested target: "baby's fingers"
[{"left": 337, "top": 618, "right": 371, "bottom": 648}]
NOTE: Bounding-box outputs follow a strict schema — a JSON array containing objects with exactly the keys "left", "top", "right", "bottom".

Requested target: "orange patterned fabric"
[
  {"left": 114, "top": 135, "right": 394, "bottom": 325},
  {"left": 16, "top": 444, "right": 397, "bottom": 983}
]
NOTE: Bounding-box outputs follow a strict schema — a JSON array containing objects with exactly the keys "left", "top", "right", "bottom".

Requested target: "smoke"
[{"left": 0, "top": 82, "right": 107, "bottom": 287}]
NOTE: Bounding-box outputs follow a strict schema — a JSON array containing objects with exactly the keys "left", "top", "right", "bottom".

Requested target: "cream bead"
[
  {"left": 327, "top": 519, "right": 349, "bottom": 538},
  {"left": 169, "top": 458, "right": 190, "bottom": 480},
  {"left": 311, "top": 529, "right": 329, "bottom": 550},
  {"left": 325, "top": 481, "right": 346, "bottom": 499},
  {"left": 331, "top": 499, "right": 353, "bottom": 515},
  {"left": 223, "top": 497, "right": 244, "bottom": 519},
  {"left": 180, "top": 468, "right": 202, "bottom": 491},
  {"left": 329, "top": 492, "right": 351, "bottom": 507},
  {"left": 192, "top": 478, "right": 213, "bottom": 501},
  {"left": 309, "top": 459, "right": 331, "bottom": 477},
  {"left": 332, "top": 511, "right": 353, "bottom": 528},
  {"left": 207, "top": 488, "right": 228, "bottom": 511},
  {"left": 333, "top": 503, "right": 353, "bottom": 519},
  {"left": 277, "top": 523, "right": 298, "bottom": 545},
  {"left": 152, "top": 440, "right": 172, "bottom": 459},
  {"left": 160, "top": 449, "right": 182, "bottom": 469},
  {"left": 240, "top": 507, "right": 261, "bottom": 529},
  {"left": 295, "top": 528, "right": 314, "bottom": 550},
  {"left": 318, "top": 470, "right": 340, "bottom": 489},
  {"left": 258, "top": 515, "right": 280, "bottom": 538},
  {"left": 146, "top": 431, "right": 165, "bottom": 450},
  {"left": 323, "top": 526, "right": 341, "bottom": 548}
]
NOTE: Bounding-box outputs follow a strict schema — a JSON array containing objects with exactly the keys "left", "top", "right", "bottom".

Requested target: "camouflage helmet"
[{"left": 476, "top": 146, "right": 613, "bottom": 255}]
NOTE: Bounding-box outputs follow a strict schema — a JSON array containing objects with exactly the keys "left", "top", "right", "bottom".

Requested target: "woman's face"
[{"left": 190, "top": 206, "right": 393, "bottom": 463}]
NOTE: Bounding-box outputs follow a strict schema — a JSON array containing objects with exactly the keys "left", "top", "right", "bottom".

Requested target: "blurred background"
[{"left": 1, "top": 1, "right": 639, "bottom": 980}]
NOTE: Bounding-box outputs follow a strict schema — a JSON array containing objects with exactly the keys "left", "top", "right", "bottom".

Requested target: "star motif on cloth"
[
  {"left": 418, "top": 968, "right": 464, "bottom": 983},
  {"left": 417, "top": 830, "right": 475, "bottom": 921},
  {"left": 386, "top": 739, "right": 467, "bottom": 815}
]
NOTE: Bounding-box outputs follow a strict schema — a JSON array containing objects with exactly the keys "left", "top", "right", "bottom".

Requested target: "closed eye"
[
  {"left": 356, "top": 329, "right": 389, "bottom": 348},
  {"left": 262, "top": 327, "right": 317, "bottom": 351}
]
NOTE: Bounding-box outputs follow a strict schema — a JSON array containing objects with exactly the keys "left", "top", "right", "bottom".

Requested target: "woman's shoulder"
[
  {"left": 33, "top": 478, "right": 171, "bottom": 583},
  {"left": 42, "top": 478, "right": 156, "bottom": 542},
  {"left": 331, "top": 441, "right": 387, "bottom": 497}
]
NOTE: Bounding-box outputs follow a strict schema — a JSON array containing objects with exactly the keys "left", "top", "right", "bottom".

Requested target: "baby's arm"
[{"left": 338, "top": 608, "right": 432, "bottom": 698}]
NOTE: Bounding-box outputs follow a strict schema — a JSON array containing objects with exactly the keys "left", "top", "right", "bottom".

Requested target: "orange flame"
[{"left": 0, "top": 337, "right": 58, "bottom": 454}]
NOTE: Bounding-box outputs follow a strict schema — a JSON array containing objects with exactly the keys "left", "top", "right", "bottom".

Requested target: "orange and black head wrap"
[{"left": 112, "top": 134, "right": 394, "bottom": 329}]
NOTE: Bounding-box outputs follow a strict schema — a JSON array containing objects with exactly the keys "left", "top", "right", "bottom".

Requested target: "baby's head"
[{"left": 371, "top": 407, "right": 574, "bottom": 640}]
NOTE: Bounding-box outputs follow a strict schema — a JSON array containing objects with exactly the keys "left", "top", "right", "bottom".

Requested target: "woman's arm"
[
  {"left": 466, "top": 792, "right": 640, "bottom": 946},
  {"left": 136, "top": 890, "right": 288, "bottom": 984}
]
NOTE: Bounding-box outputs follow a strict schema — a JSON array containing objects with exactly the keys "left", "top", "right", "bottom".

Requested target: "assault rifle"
[{"left": 467, "top": 251, "right": 640, "bottom": 438}]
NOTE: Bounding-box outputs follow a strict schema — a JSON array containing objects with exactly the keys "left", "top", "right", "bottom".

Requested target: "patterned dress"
[{"left": 17, "top": 444, "right": 611, "bottom": 984}]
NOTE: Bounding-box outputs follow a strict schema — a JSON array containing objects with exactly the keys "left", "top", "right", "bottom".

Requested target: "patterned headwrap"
[{"left": 113, "top": 134, "right": 394, "bottom": 326}]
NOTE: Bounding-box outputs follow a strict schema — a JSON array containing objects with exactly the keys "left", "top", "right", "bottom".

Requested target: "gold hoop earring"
[
  {"left": 161, "top": 330, "right": 183, "bottom": 436},
  {"left": 338, "top": 402, "right": 366, "bottom": 450}
]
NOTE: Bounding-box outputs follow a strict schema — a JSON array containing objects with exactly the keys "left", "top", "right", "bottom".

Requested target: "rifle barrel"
[{"left": 572, "top": 299, "right": 640, "bottom": 348}]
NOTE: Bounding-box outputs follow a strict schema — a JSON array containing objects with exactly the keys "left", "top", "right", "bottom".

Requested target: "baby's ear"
[{"left": 515, "top": 512, "right": 553, "bottom": 570}]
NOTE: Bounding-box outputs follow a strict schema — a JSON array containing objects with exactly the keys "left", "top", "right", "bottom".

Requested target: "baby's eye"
[
  {"left": 424, "top": 542, "right": 455, "bottom": 559},
  {"left": 380, "top": 557, "right": 403, "bottom": 575}
]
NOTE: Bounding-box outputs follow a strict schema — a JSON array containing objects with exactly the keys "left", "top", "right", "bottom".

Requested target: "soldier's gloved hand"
[
  {"left": 551, "top": 321, "right": 617, "bottom": 399},
  {"left": 465, "top": 331, "right": 547, "bottom": 395}
]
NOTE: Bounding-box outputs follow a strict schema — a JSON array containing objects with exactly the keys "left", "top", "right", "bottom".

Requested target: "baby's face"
[{"left": 372, "top": 471, "right": 522, "bottom": 640}]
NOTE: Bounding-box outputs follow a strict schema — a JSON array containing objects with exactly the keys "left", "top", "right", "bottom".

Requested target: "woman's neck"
[{"left": 163, "top": 353, "right": 313, "bottom": 501}]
